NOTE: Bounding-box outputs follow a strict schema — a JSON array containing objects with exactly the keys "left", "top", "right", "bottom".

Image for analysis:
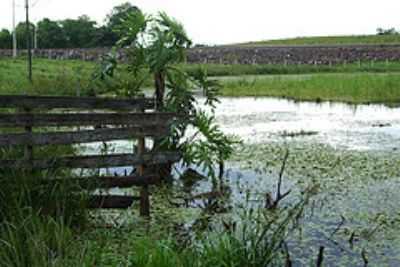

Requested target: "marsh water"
[
  {"left": 81, "top": 97, "right": 400, "bottom": 266},
  {"left": 211, "top": 97, "right": 400, "bottom": 266}
]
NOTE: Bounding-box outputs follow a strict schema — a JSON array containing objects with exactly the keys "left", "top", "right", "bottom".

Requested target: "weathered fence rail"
[
  {"left": 0, "top": 95, "right": 155, "bottom": 110},
  {"left": 0, "top": 113, "right": 176, "bottom": 127},
  {"left": 0, "top": 95, "right": 180, "bottom": 216}
]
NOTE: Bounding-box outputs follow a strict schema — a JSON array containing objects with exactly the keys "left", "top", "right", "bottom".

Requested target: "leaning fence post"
[
  {"left": 24, "top": 107, "right": 34, "bottom": 171},
  {"left": 138, "top": 107, "right": 150, "bottom": 217}
]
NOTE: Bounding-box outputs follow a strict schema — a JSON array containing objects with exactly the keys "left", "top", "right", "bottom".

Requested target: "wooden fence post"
[
  {"left": 24, "top": 108, "right": 33, "bottom": 170},
  {"left": 138, "top": 107, "right": 150, "bottom": 217}
]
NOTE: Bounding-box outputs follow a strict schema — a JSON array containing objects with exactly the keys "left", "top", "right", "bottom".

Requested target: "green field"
[
  {"left": 183, "top": 61, "right": 400, "bottom": 77},
  {"left": 219, "top": 73, "right": 400, "bottom": 104},
  {"left": 0, "top": 57, "right": 153, "bottom": 96},
  {"left": 238, "top": 34, "right": 400, "bottom": 46},
  {"left": 1, "top": 58, "right": 400, "bottom": 104},
  {"left": 0, "top": 58, "right": 96, "bottom": 95}
]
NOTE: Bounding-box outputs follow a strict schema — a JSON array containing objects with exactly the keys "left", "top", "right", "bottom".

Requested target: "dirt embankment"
[{"left": 2, "top": 45, "right": 400, "bottom": 65}]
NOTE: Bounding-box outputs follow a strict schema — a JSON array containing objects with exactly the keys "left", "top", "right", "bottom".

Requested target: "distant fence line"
[{"left": 2, "top": 45, "right": 400, "bottom": 65}]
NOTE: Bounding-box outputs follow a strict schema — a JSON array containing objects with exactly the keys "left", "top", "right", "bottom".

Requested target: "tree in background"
[
  {"left": 105, "top": 2, "right": 140, "bottom": 43},
  {"left": 15, "top": 22, "right": 35, "bottom": 49},
  {"left": 0, "top": 3, "right": 144, "bottom": 50},
  {"left": 37, "top": 18, "right": 66, "bottom": 49},
  {"left": 376, "top": 27, "right": 398, "bottom": 35},
  {"left": 0, "top": 29, "right": 12, "bottom": 49},
  {"left": 92, "top": 26, "right": 116, "bottom": 47},
  {"left": 61, "top": 15, "right": 97, "bottom": 48}
]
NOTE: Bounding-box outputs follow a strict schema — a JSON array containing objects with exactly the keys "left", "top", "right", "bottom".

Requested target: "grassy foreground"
[
  {"left": 238, "top": 34, "right": 400, "bottom": 46},
  {"left": 220, "top": 73, "right": 400, "bottom": 104},
  {"left": 0, "top": 146, "right": 304, "bottom": 267}
]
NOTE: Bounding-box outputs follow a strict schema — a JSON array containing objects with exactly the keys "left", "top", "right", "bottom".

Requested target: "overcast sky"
[{"left": 0, "top": 0, "right": 399, "bottom": 44}]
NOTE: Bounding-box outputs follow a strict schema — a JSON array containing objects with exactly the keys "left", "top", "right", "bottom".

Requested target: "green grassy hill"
[{"left": 238, "top": 35, "right": 400, "bottom": 46}]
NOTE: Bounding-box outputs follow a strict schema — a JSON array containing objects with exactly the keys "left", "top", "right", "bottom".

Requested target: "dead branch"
[
  {"left": 362, "top": 249, "right": 369, "bottom": 267},
  {"left": 330, "top": 215, "right": 346, "bottom": 238},
  {"left": 316, "top": 246, "right": 325, "bottom": 267},
  {"left": 265, "top": 149, "right": 292, "bottom": 209},
  {"left": 282, "top": 241, "right": 292, "bottom": 267}
]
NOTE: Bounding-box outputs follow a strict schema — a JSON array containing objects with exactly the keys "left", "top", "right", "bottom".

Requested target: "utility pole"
[
  {"left": 34, "top": 26, "right": 37, "bottom": 50},
  {"left": 12, "top": 0, "right": 17, "bottom": 58},
  {"left": 25, "top": 0, "right": 32, "bottom": 82}
]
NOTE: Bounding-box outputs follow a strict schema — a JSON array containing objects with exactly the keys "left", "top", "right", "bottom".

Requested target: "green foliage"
[
  {"left": 101, "top": 11, "right": 237, "bottom": 180},
  {"left": 190, "top": 67, "right": 221, "bottom": 108},
  {"left": 15, "top": 22, "right": 35, "bottom": 49},
  {"left": 37, "top": 18, "right": 67, "bottom": 49},
  {"left": 0, "top": 148, "right": 88, "bottom": 226},
  {"left": 0, "top": 29, "right": 12, "bottom": 49},
  {"left": 4, "top": 4, "right": 144, "bottom": 49},
  {"left": 0, "top": 145, "right": 89, "bottom": 266},
  {"left": 0, "top": 212, "right": 76, "bottom": 267},
  {"left": 106, "top": 2, "right": 140, "bottom": 42},
  {"left": 61, "top": 16, "right": 98, "bottom": 48},
  {"left": 125, "top": 194, "right": 309, "bottom": 267},
  {"left": 376, "top": 27, "right": 398, "bottom": 35},
  {"left": 117, "top": 10, "right": 191, "bottom": 73}
]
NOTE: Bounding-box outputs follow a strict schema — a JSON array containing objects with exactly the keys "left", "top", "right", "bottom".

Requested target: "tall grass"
[
  {"left": 0, "top": 145, "right": 89, "bottom": 267},
  {"left": 0, "top": 58, "right": 95, "bottom": 95},
  {"left": 0, "top": 57, "right": 156, "bottom": 96},
  {"left": 126, "top": 196, "right": 308, "bottom": 267},
  {"left": 182, "top": 61, "right": 400, "bottom": 77},
  {"left": 0, "top": 213, "right": 75, "bottom": 267},
  {"left": 220, "top": 73, "right": 400, "bottom": 104}
]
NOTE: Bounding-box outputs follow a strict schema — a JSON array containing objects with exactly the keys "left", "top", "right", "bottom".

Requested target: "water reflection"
[{"left": 209, "top": 97, "right": 400, "bottom": 151}]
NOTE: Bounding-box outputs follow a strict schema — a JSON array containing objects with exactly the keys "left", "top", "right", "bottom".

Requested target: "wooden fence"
[{"left": 0, "top": 95, "right": 180, "bottom": 216}]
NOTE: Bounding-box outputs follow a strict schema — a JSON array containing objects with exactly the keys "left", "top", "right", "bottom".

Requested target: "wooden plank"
[
  {"left": 0, "top": 152, "right": 181, "bottom": 170},
  {"left": 0, "top": 126, "right": 168, "bottom": 146},
  {"left": 23, "top": 107, "right": 34, "bottom": 170},
  {"left": 138, "top": 129, "right": 150, "bottom": 216},
  {"left": 58, "top": 174, "right": 161, "bottom": 189},
  {"left": 87, "top": 195, "right": 140, "bottom": 209},
  {"left": 0, "top": 95, "right": 154, "bottom": 110},
  {"left": 0, "top": 113, "right": 178, "bottom": 127}
]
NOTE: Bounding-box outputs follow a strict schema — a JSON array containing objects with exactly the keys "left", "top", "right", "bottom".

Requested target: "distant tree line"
[
  {"left": 376, "top": 27, "right": 399, "bottom": 35},
  {"left": 0, "top": 2, "right": 139, "bottom": 49}
]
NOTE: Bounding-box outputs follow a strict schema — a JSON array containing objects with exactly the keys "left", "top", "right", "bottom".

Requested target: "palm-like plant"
[{"left": 101, "top": 10, "right": 237, "bottom": 183}]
